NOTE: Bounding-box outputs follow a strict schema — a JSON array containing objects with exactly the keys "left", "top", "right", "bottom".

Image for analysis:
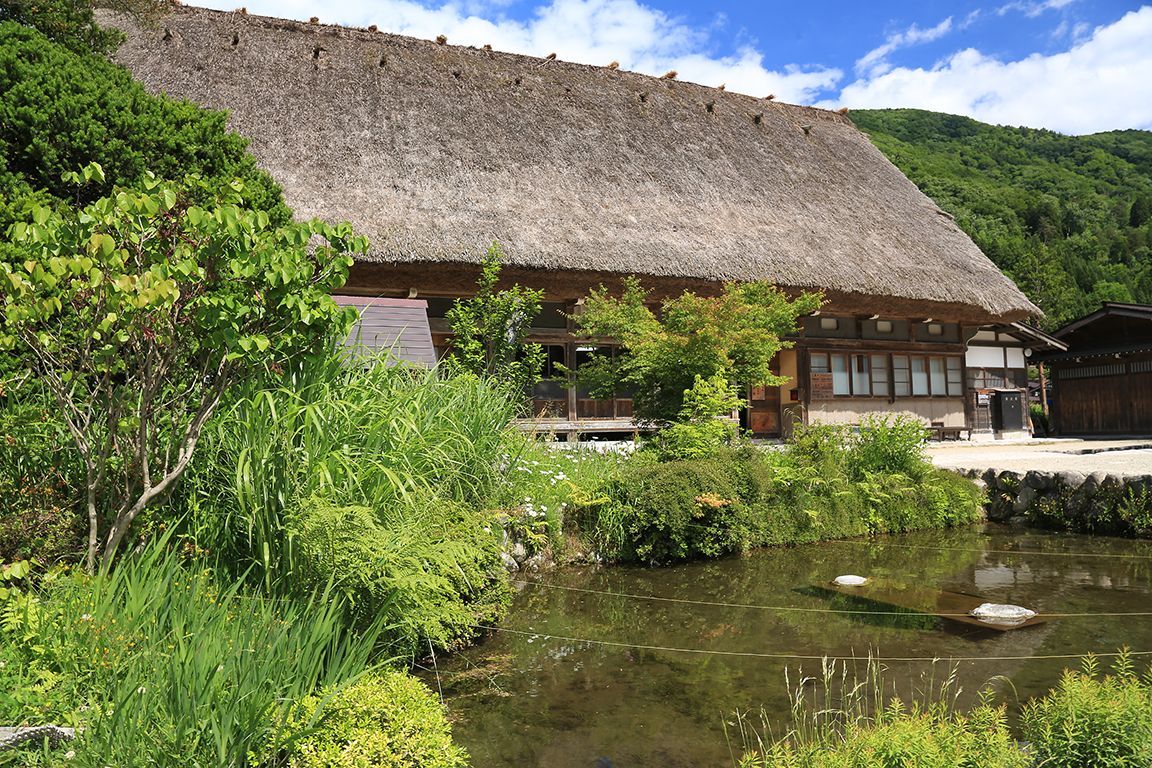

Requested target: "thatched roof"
[{"left": 102, "top": 5, "right": 1039, "bottom": 321}]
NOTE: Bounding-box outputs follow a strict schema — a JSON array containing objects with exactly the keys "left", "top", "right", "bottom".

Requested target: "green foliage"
[
  {"left": 852, "top": 414, "right": 930, "bottom": 479},
  {"left": 736, "top": 657, "right": 1026, "bottom": 768},
  {"left": 179, "top": 350, "right": 516, "bottom": 654},
  {"left": 652, "top": 373, "right": 744, "bottom": 461},
  {"left": 0, "top": 543, "right": 382, "bottom": 768},
  {"left": 181, "top": 349, "right": 516, "bottom": 588},
  {"left": 852, "top": 110, "right": 1152, "bottom": 328},
  {"left": 574, "top": 278, "right": 822, "bottom": 424},
  {"left": 1022, "top": 652, "right": 1152, "bottom": 768},
  {"left": 498, "top": 440, "right": 639, "bottom": 556},
  {"left": 1, "top": 168, "right": 365, "bottom": 569},
  {"left": 738, "top": 702, "right": 1026, "bottom": 768},
  {"left": 445, "top": 243, "right": 545, "bottom": 400},
  {"left": 1028, "top": 481, "right": 1152, "bottom": 538},
  {"left": 289, "top": 495, "right": 510, "bottom": 657},
  {"left": 0, "top": 0, "right": 126, "bottom": 56},
  {"left": 738, "top": 653, "right": 1152, "bottom": 768},
  {"left": 0, "top": 382, "right": 83, "bottom": 564},
  {"left": 0, "top": 21, "right": 290, "bottom": 228},
  {"left": 584, "top": 432, "right": 981, "bottom": 564},
  {"left": 287, "top": 670, "right": 468, "bottom": 768},
  {"left": 590, "top": 451, "right": 755, "bottom": 563}
]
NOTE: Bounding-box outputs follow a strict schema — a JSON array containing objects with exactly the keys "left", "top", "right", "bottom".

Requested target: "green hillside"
[{"left": 851, "top": 109, "right": 1152, "bottom": 328}]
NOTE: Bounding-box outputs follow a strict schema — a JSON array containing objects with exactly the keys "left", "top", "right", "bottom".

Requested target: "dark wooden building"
[{"left": 1038, "top": 303, "right": 1152, "bottom": 436}]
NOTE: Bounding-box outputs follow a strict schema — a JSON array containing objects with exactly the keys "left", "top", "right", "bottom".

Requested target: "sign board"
[{"left": 810, "top": 373, "right": 835, "bottom": 400}]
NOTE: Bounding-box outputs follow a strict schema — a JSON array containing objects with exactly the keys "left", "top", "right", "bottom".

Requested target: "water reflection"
[{"left": 426, "top": 525, "right": 1152, "bottom": 767}]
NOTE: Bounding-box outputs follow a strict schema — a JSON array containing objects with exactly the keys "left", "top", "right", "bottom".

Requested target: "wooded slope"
[{"left": 852, "top": 109, "right": 1152, "bottom": 327}]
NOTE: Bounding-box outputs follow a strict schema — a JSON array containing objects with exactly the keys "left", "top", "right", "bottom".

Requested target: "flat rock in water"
[
  {"left": 969, "top": 602, "right": 1037, "bottom": 625},
  {"left": 833, "top": 575, "right": 867, "bottom": 586}
]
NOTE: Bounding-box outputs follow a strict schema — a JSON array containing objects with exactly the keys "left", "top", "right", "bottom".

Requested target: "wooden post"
[{"left": 1038, "top": 363, "right": 1049, "bottom": 417}]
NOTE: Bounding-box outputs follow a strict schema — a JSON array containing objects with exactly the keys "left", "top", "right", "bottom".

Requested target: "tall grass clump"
[
  {"left": 0, "top": 541, "right": 382, "bottom": 767},
  {"left": 178, "top": 348, "right": 516, "bottom": 653},
  {"left": 733, "top": 657, "right": 1026, "bottom": 768}
]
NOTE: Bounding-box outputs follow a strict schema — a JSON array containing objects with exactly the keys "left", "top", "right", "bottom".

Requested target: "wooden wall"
[{"left": 1052, "top": 357, "right": 1152, "bottom": 435}]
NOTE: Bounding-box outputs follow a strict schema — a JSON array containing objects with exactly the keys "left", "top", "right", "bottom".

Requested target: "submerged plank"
[{"left": 812, "top": 580, "right": 1047, "bottom": 632}]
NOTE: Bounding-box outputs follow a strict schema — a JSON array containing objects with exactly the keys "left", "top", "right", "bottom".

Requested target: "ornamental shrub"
[
  {"left": 288, "top": 670, "right": 468, "bottom": 768},
  {"left": 649, "top": 373, "right": 743, "bottom": 461},
  {"left": 0, "top": 21, "right": 289, "bottom": 224},
  {"left": 593, "top": 453, "right": 755, "bottom": 563}
]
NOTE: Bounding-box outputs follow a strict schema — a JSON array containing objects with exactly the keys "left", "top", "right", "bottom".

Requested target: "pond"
[{"left": 425, "top": 525, "right": 1152, "bottom": 767}]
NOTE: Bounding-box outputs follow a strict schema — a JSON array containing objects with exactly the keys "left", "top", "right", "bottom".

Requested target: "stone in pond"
[
  {"left": 970, "top": 603, "right": 1036, "bottom": 625},
  {"left": 833, "top": 575, "right": 867, "bottom": 586}
]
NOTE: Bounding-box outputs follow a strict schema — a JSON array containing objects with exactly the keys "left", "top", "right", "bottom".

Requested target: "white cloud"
[
  {"left": 855, "top": 17, "right": 954, "bottom": 78},
  {"left": 199, "top": 0, "right": 841, "bottom": 103},
  {"left": 997, "top": 0, "right": 1078, "bottom": 18},
  {"left": 826, "top": 7, "right": 1152, "bottom": 134}
]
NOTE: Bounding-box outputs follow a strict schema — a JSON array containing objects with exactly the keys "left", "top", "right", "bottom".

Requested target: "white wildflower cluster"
[{"left": 522, "top": 496, "right": 548, "bottom": 518}]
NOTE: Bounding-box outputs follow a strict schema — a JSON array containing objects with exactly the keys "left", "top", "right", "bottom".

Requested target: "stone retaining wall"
[{"left": 963, "top": 468, "right": 1152, "bottom": 534}]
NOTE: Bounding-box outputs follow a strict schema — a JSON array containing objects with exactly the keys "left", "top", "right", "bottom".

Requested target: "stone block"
[
  {"left": 1013, "top": 485, "right": 1038, "bottom": 514},
  {"left": 1023, "top": 470, "right": 1053, "bottom": 491},
  {"left": 1056, "top": 471, "right": 1085, "bottom": 489}
]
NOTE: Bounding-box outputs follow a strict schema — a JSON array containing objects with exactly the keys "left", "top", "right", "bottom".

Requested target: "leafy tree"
[
  {"left": 652, "top": 373, "right": 744, "bottom": 461},
  {"left": 0, "top": 165, "right": 367, "bottom": 570},
  {"left": 574, "top": 278, "right": 822, "bottom": 425},
  {"left": 0, "top": 0, "right": 124, "bottom": 56},
  {"left": 445, "top": 243, "right": 545, "bottom": 398},
  {"left": 0, "top": 21, "right": 290, "bottom": 230}
]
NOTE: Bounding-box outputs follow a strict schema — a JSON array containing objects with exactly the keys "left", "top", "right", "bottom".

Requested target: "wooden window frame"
[{"left": 813, "top": 350, "right": 964, "bottom": 399}]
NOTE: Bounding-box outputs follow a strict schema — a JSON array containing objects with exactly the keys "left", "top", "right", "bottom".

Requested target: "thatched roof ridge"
[{"left": 102, "top": 5, "right": 1039, "bottom": 321}]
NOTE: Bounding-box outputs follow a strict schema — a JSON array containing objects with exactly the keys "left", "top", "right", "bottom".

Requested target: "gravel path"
[{"left": 927, "top": 439, "right": 1152, "bottom": 477}]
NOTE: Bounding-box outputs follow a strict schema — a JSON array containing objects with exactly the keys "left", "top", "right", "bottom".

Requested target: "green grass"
[
  {"left": 734, "top": 653, "right": 1152, "bottom": 768},
  {"left": 0, "top": 542, "right": 382, "bottom": 767},
  {"left": 180, "top": 349, "right": 516, "bottom": 590}
]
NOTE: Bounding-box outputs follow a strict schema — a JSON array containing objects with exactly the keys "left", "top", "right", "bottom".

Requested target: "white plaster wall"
[
  {"left": 778, "top": 350, "right": 798, "bottom": 403},
  {"left": 966, "top": 346, "right": 1006, "bottom": 368},
  {"left": 807, "top": 399, "right": 966, "bottom": 427}
]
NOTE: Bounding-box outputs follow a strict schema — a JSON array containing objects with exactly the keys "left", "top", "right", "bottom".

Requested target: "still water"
[{"left": 427, "top": 525, "right": 1152, "bottom": 767}]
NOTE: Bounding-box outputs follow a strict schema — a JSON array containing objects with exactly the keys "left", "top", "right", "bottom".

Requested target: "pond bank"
[{"left": 921, "top": 439, "right": 1152, "bottom": 534}]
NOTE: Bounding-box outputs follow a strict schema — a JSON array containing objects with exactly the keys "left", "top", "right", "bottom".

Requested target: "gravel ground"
[{"left": 927, "top": 439, "right": 1152, "bottom": 477}]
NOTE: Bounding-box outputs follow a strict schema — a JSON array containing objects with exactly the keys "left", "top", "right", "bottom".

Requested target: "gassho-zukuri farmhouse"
[{"left": 101, "top": 4, "right": 1066, "bottom": 440}]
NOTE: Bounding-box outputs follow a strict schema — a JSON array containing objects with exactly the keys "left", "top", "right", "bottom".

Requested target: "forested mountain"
[{"left": 852, "top": 109, "right": 1152, "bottom": 328}]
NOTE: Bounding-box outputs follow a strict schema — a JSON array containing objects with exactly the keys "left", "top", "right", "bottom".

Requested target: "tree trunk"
[{"left": 85, "top": 470, "right": 99, "bottom": 573}]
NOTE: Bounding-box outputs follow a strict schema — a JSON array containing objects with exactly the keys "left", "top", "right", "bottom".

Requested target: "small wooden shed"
[{"left": 1038, "top": 303, "right": 1152, "bottom": 436}]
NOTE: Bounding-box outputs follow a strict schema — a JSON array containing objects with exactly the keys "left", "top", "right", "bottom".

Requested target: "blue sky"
[{"left": 200, "top": 0, "right": 1152, "bottom": 133}]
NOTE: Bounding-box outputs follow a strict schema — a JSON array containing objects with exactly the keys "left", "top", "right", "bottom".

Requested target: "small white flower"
[
  {"left": 80, "top": 614, "right": 93, "bottom": 621},
  {"left": 137, "top": 686, "right": 147, "bottom": 694}
]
